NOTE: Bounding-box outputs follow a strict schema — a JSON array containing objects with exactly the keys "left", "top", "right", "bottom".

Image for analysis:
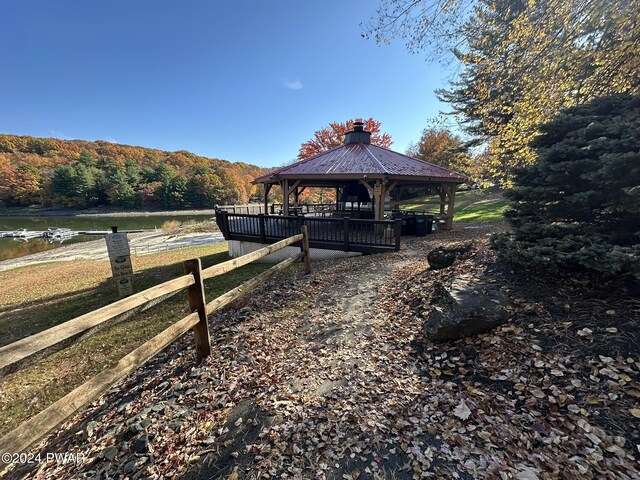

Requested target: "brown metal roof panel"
[
  {"left": 280, "top": 144, "right": 387, "bottom": 175},
  {"left": 366, "top": 145, "right": 467, "bottom": 180},
  {"left": 254, "top": 142, "right": 467, "bottom": 182}
]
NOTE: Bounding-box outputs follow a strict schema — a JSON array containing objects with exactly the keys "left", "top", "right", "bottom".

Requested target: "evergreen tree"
[
  {"left": 52, "top": 164, "right": 78, "bottom": 204},
  {"left": 107, "top": 166, "right": 136, "bottom": 207},
  {"left": 492, "top": 94, "right": 640, "bottom": 280}
]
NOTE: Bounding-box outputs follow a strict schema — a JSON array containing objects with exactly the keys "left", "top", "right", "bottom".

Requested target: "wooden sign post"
[{"left": 105, "top": 227, "right": 134, "bottom": 297}]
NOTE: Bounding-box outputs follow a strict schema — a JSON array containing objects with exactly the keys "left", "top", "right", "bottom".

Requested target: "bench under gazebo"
[{"left": 215, "top": 122, "right": 466, "bottom": 256}]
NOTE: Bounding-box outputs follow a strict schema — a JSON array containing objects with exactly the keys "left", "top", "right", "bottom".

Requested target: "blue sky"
[{"left": 0, "top": 0, "right": 450, "bottom": 167}]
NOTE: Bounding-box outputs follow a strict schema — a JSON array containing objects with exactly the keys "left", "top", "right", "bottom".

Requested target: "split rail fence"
[{"left": 0, "top": 227, "right": 311, "bottom": 463}]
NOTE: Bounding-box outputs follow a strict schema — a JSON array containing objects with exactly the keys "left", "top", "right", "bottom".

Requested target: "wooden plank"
[
  {"left": 200, "top": 234, "right": 303, "bottom": 280},
  {"left": 205, "top": 253, "right": 303, "bottom": 313},
  {"left": 301, "top": 225, "right": 312, "bottom": 274},
  {"left": 359, "top": 180, "right": 373, "bottom": 195},
  {"left": 184, "top": 259, "right": 211, "bottom": 360},
  {"left": 287, "top": 180, "right": 301, "bottom": 197},
  {"left": 0, "top": 312, "right": 199, "bottom": 461},
  {"left": 0, "top": 275, "right": 196, "bottom": 375}
]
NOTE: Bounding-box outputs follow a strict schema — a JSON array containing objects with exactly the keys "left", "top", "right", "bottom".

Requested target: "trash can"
[
  {"left": 426, "top": 215, "right": 434, "bottom": 234},
  {"left": 405, "top": 215, "right": 416, "bottom": 236},
  {"left": 415, "top": 215, "right": 428, "bottom": 237}
]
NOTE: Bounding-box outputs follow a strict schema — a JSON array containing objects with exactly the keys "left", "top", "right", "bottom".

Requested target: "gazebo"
[{"left": 253, "top": 122, "right": 467, "bottom": 230}]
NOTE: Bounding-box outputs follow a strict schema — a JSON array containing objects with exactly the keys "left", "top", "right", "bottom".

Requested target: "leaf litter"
[{"left": 4, "top": 224, "right": 639, "bottom": 479}]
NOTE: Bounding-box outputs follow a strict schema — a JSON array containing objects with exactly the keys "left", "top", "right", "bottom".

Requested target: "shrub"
[
  {"left": 160, "top": 220, "right": 181, "bottom": 233},
  {"left": 491, "top": 94, "right": 640, "bottom": 280}
]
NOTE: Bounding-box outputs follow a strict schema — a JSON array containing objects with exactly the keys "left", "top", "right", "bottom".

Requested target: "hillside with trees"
[{"left": 0, "top": 134, "right": 266, "bottom": 209}]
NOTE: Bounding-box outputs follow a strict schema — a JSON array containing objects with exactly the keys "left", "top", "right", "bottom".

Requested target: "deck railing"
[
  {"left": 215, "top": 211, "right": 401, "bottom": 253},
  {"left": 214, "top": 204, "right": 266, "bottom": 214},
  {"left": 0, "top": 228, "right": 311, "bottom": 461}
]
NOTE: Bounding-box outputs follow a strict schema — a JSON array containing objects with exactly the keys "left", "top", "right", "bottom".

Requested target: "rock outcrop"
[
  {"left": 426, "top": 243, "right": 473, "bottom": 270},
  {"left": 423, "top": 275, "right": 511, "bottom": 341}
]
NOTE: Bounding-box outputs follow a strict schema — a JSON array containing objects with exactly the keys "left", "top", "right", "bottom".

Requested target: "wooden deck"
[{"left": 215, "top": 211, "right": 401, "bottom": 254}]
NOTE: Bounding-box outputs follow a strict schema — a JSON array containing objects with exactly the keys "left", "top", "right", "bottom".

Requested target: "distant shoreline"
[{"left": 0, "top": 208, "right": 228, "bottom": 218}]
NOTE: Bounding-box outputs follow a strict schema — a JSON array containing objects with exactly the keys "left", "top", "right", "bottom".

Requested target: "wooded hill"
[{"left": 0, "top": 134, "right": 267, "bottom": 209}]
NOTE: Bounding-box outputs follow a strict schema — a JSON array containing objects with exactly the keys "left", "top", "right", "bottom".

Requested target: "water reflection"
[{"left": 0, "top": 214, "right": 212, "bottom": 262}]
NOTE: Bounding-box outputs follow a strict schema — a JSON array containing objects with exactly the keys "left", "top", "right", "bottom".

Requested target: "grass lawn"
[
  {"left": 401, "top": 188, "right": 509, "bottom": 224},
  {"left": 0, "top": 243, "right": 275, "bottom": 436}
]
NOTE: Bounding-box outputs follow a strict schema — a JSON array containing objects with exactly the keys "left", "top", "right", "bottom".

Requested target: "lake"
[{"left": 0, "top": 214, "right": 213, "bottom": 261}]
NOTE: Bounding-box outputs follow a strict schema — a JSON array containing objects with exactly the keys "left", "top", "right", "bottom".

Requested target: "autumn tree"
[
  {"left": 406, "top": 128, "right": 473, "bottom": 174},
  {"left": 298, "top": 118, "right": 393, "bottom": 160},
  {"left": 0, "top": 156, "right": 17, "bottom": 205},
  {"left": 367, "top": 0, "right": 640, "bottom": 185}
]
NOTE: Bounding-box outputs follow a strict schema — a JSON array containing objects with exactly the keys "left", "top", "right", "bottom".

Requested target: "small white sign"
[
  {"left": 116, "top": 276, "right": 133, "bottom": 297},
  {"left": 106, "top": 233, "right": 130, "bottom": 258}
]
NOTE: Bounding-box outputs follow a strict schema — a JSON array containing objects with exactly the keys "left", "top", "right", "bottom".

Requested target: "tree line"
[{"left": 0, "top": 135, "right": 266, "bottom": 209}]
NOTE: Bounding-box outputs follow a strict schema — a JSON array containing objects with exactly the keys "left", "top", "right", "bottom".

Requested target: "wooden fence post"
[
  {"left": 184, "top": 259, "right": 211, "bottom": 360},
  {"left": 301, "top": 225, "right": 311, "bottom": 274}
]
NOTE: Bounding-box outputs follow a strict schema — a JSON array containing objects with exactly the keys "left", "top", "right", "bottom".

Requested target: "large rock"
[
  {"left": 423, "top": 275, "right": 511, "bottom": 341},
  {"left": 426, "top": 243, "right": 472, "bottom": 270}
]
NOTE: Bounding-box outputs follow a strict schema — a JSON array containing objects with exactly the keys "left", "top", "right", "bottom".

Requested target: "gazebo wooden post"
[
  {"left": 282, "top": 179, "right": 289, "bottom": 216},
  {"left": 374, "top": 179, "right": 385, "bottom": 221},
  {"left": 263, "top": 184, "right": 271, "bottom": 216},
  {"left": 444, "top": 184, "right": 456, "bottom": 230}
]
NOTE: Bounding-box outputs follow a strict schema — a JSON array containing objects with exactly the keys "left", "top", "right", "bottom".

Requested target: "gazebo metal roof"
[{"left": 254, "top": 142, "right": 467, "bottom": 184}]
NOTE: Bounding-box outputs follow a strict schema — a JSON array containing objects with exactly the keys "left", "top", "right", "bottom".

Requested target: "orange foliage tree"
[{"left": 297, "top": 117, "right": 393, "bottom": 160}]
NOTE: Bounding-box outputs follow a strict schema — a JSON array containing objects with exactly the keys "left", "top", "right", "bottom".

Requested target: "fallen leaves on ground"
[{"left": 5, "top": 224, "right": 639, "bottom": 480}]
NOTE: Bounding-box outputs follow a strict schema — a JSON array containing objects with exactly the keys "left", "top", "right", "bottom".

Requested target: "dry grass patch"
[{"left": 0, "top": 241, "right": 273, "bottom": 435}]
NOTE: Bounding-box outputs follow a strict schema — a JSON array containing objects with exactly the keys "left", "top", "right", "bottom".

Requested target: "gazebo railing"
[{"left": 215, "top": 211, "right": 401, "bottom": 253}]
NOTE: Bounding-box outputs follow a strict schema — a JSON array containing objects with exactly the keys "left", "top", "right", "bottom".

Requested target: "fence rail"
[
  {"left": 215, "top": 204, "right": 266, "bottom": 215},
  {"left": 215, "top": 203, "right": 340, "bottom": 216},
  {"left": 215, "top": 211, "right": 401, "bottom": 254},
  {"left": 0, "top": 228, "right": 311, "bottom": 461}
]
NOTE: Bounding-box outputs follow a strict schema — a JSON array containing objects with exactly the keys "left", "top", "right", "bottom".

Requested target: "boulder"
[
  {"left": 423, "top": 275, "right": 511, "bottom": 341},
  {"left": 427, "top": 243, "right": 473, "bottom": 270}
]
